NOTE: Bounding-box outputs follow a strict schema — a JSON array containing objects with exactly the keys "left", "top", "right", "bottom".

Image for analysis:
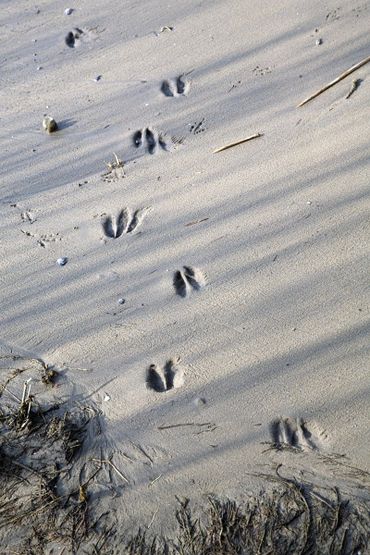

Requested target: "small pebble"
[
  {"left": 57, "top": 257, "right": 68, "bottom": 266},
  {"left": 94, "top": 75, "right": 102, "bottom": 82},
  {"left": 64, "top": 8, "right": 74, "bottom": 15},
  {"left": 37, "top": 66, "right": 42, "bottom": 71},
  {"left": 43, "top": 116, "right": 58, "bottom": 133},
  {"left": 316, "top": 38, "right": 323, "bottom": 46},
  {"left": 118, "top": 298, "right": 125, "bottom": 305}
]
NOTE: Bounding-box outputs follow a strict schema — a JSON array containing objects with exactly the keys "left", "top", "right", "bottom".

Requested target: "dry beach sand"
[{"left": 0, "top": 0, "right": 370, "bottom": 552}]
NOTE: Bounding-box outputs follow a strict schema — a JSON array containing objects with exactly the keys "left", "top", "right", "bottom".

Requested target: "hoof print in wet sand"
[
  {"left": 146, "top": 358, "right": 184, "bottom": 392},
  {"left": 161, "top": 74, "right": 191, "bottom": 97},
  {"left": 173, "top": 271, "right": 188, "bottom": 298},
  {"left": 102, "top": 207, "right": 151, "bottom": 238},
  {"left": 65, "top": 27, "right": 84, "bottom": 48},
  {"left": 133, "top": 127, "right": 182, "bottom": 155},
  {"left": 65, "top": 26, "right": 102, "bottom": 48},
  {"left": 146, "top": 364, "right": 166, "bottom": 393},
  {"left": 270, "top": 417, "right": 327, "bottom": 451},
  {"left": 173, "top": 266, "right": 206, "bottom": 298}
]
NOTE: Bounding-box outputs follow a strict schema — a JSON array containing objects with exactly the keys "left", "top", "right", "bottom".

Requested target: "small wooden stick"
[
  {"left": 213, "top": 132, "right": 263, "bottom": 153},
  {"left": 158, "top": 422, "right": 213, "bottom": 430},
  {"left": 298, "top": 54, "right": 370, "bottom": 107}
]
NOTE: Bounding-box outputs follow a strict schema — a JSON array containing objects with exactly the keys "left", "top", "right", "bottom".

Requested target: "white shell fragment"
[{"left": 57, "top": 257, "right": 68, "bottom": 266}]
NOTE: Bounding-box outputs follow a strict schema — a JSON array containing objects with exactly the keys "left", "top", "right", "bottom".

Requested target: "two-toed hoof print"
[
  {"left": 146, "top": 358, "right": 184, "bottom": 392},
  {"left": 132, "top": 127, "right": 175, "bottom": 154},
  {"left": 270, "top": 417, "right": 327, "bottom": 451},
  {"left": 161, "top": 74, "right": 191, "bottom": 97},
  {"left": 102, "top": 207, "right": 151, "bottom": 238},
  {"left": 65, "top": 27, "right": 83, "bottom": 48},
  {"left": 173, "top": 266, "right": 206, "bottom": 298}
]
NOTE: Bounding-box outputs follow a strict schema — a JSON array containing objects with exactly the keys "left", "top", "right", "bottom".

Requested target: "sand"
[{"left": 1, "top": 0, "right": 369, "bottom": 547}]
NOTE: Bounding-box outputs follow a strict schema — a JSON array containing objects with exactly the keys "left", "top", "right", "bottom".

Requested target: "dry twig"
[
  {"left": 158, "top": 422, "right": 214, "bottom": 430},
  {"left": 298, "top": 54, "right": 370, "bottom": 107},
  {"left": 213, "top": 132, "right": 263, "bottom": 153}
]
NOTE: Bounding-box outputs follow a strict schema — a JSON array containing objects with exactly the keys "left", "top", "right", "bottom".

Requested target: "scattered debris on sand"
[
  {"left": 102, "top": 153, "right": 125, "bottom": 182},
  {"left": 298, "top": 53, "right": 370, "bottom": 107}
]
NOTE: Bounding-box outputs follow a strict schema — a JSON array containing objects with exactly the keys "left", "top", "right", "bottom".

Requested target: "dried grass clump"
[
  {"left": 0, "top": 357, "right": 110, "bottom": 554},
  {"left": 125, "top": 485, "right": 369, "bottom": 555},
  {"left": 0, "top": 355, "right": 369, "bottom": 554}
]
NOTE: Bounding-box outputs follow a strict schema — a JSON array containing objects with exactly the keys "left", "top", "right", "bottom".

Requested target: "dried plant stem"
[
  {"left": 147, "top": 508, "right": 159, "bottom": 529},
  {"left": 298, "top": 54, "right": 370, "bottom": 107},
  {"left": 11, "top": 460, "right": 54, "bottom": 494},
  {"left": 158, "top": 422, "right": 213, "bottom": 430},
  {"left": 90, "top": 458, "right": 129, "bottom": 484},
  {"left": 20, "top": 381, "right": 29, "bottom": 406},
  {"left": 213, "top": 132, "right": 263, "bottom": 153},
  {"left": 3, "top": 496, "right": 60, "bottom": 527},
  {"left": 148, "top": 474, "right": 162, "bottom": 487},
  {"left": 3, "top": 387, "right": 21, "bottom": 403}
]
